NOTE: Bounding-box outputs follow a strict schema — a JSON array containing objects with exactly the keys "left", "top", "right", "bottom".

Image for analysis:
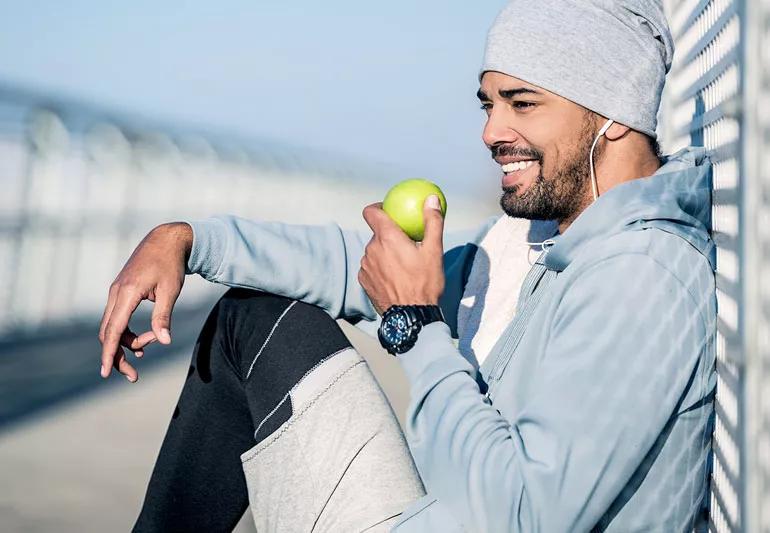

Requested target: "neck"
[{"left": 557, "top": 137, "right": 661, "bottom": 235}]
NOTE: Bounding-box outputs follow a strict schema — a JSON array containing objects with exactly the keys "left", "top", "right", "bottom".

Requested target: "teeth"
[{"left": 501, "top": 160, "right": 535, "bottom": 173}]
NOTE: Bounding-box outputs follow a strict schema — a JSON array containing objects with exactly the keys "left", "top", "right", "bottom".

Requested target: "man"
[{"left": 100, "top": 1, "right": 716, "bottom": 531}]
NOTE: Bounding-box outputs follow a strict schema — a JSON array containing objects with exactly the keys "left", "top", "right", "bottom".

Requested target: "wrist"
[
  {"left": 153, "top": 222, "right": 193, "bottom": 265},
  {"left": 378, "top": 304, "right": 446, "bottom": 355}
]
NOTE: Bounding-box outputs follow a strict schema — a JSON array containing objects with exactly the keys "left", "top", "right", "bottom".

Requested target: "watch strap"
[
  {"left": 411, "top": 304, "right": 445, "bottom": 326},
  {"left": 378, "top": 304, "right": 446, "bottom": 355}
]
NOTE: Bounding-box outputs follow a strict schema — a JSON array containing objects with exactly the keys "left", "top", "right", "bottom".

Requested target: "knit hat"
[{"left": 481, "top": 0, "right": 674, "bottom": 138}]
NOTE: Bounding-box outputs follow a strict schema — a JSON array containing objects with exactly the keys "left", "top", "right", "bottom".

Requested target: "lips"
[{"left": 501, "top": 159, "right": 539, "bottom": 189}]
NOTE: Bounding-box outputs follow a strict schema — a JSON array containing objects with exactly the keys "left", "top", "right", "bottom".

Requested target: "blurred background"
[
  {"left": 0, "top": 0, "right": 769, "bottom": 532},
  {"left": 0, "top": 1, "right": 505, "bottom": 531}
]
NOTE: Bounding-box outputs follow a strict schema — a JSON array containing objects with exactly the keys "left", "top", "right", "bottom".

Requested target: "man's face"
[{"left": 478, "top": 71, "right": 600, "bottom": 223}]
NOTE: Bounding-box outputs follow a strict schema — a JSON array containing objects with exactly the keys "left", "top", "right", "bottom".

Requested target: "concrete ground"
[{"left": 0, "top": 316, "right": 409, "bottom": 533}]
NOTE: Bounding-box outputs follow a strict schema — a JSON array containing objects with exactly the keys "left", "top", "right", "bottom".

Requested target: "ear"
[{"left": 603, "top": 121, "right": 631, "bottom": 141}]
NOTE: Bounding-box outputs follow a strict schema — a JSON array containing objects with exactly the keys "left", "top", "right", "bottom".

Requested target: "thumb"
[
  {"left": 151, "top": 286, "right": 179, "bottom": 344},
  {"left": 422, "top": 194, "right": 445, "bottom": 249}
]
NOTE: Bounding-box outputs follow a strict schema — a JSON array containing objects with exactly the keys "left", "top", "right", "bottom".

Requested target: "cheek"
[{"left": 540, "top": 146, "right": 558, "bottom": 176}]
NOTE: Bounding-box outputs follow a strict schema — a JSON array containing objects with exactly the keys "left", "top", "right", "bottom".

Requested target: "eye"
[
  {"left": 512, "top": 101, "right": 536, "bottom": 110},
  {"left": 479, "top": 102, "right": 492, "bottom": 112}
]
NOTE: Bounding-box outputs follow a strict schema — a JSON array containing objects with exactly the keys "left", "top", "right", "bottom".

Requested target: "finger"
[
  {"left": 357, "top": 266, "right": 372, "bottom": 295},
  {"left": 362, "top": 203, "right": 385, "bottom": 233},
  {"left": 98, "top": 284, "right": 119, "bottom": 345},
  {"left": 365, "top": 203, "right": 414, "bottom": 245},
  {"left": 101, "top": 290, "right": 143, "bottom": 378},
  {"left": 120, "top": 328, "right": 157, "bottom": 358},
  {"left": 364, "top": 202, "right": 401, "bottom": 234},
  {"left": 422, "top": 195, "right": 445, "bottom": 249},
  {"left": 151, "top": 284, "right": 180, "bottom": 345},
  {"left": 113, "top": 346, "right": 138, "bottom": 383}
]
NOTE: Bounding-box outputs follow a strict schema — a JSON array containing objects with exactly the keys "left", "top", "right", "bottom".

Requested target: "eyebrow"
[{"left": 476, "top": 87, "right": 542, "bottom": 101}]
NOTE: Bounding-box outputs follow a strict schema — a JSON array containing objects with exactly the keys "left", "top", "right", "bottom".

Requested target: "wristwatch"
[{"left": 378, "top": 304, "right": 446, "bottom": 355}]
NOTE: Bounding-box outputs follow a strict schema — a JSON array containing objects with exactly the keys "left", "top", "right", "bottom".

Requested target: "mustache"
[{"left": 491, "top": 144, "right": 543, "bottom": 161}]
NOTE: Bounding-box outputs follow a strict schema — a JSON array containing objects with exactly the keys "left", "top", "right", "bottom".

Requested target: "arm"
[
  {"left": 396, "top": 254, "right": 710, "bottom": 531},
  {"left": 98, "top": 211, "right": 499, "bottom": 382},
  {"left": 183, "top": 214, "right": 499, "bottom": 323},
  {"left": 185, "top": 215, "right": 375, "bottom": 321}
]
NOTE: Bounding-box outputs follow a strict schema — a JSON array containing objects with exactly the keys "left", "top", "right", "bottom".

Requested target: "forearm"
[
  {"left": 396, "top": 257, "right": 707, "bottom": 531},
  {"left": 181, "top": 214, "right": 377, "bottom": 321},
  {"left": 397, "top": 322, "right": 527, "bottom": 531}
]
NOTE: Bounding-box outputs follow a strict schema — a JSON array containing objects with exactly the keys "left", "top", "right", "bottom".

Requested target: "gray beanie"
[{"left": 481, "top": 0, "right": 674, "bottom": 138}]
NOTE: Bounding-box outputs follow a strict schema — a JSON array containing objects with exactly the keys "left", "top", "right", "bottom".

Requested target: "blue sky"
[{"left": 0, "top": 0, "right": 508, "bottom": 195}]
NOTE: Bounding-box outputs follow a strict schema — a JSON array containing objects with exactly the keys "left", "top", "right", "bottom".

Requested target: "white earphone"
[
  {"left": 590, "top": 119, "right": 614, "bottom": 201},
  {"left": 524, "top": 117, "right": 614, "bottom": 255}
]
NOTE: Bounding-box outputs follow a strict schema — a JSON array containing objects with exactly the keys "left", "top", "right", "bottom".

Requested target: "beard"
[{"left": 498, "top": 118, "right": 599, "bottom": 222}]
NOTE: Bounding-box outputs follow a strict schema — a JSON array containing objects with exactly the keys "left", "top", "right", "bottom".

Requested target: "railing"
[
  {"left": 662, "top": 0, "right": 770, "bottom": 530},
  {"left": 0, "top": 83, "right": 497, "bottom": 340}
]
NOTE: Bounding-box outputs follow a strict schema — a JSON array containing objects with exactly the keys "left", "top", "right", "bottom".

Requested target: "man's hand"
[
  {"left": 98, "top": 222, "right": 192, "bottom": 382},
  {"left": 359, "top": 195, "right": 445, "bottom": 315}
]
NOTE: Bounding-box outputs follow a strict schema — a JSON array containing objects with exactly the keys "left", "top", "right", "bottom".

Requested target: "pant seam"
[
  {"left": 241, "top": 360, "right": 366, "bottom": 461},
  {"left": 250, "top": 346, "right": 354, "bottom": 441},
  {"left": 293, "top": 346, "right": 355, "bottom": 392},
  {"left": 310, "top": 431, "right": 380, "bottom": 531},
  {"left": 359, "top": 511, "right": 403, "bottom": 532},
  {"left": 245, "top": 300, "right": 297, "bottom": 380},
  {"left": 253, "top": 391, "right": 292, "bottom": 441}
]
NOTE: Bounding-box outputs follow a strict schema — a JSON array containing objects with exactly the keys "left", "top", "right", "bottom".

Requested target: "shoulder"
[{"left": 557, "top": 228, "right": 716, "bottom": 326}]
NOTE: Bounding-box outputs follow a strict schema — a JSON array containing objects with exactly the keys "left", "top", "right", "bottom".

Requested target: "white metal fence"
[
  {"left": 662, "top": 0, "right": 769, "bottom": 530},
  {"left": 0, "top": 84, "right": 497, "bottom": 339},
  {"left": 741, "top": 0, "right": 770, "bottom": 530}
]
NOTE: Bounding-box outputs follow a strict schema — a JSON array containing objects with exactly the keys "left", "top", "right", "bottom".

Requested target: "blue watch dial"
[
  {"left": 378, "top": 305, "right": 442, "bottom": 355},
  {"left": 381, "top": 310, "right": 410, "bottom": 345}
]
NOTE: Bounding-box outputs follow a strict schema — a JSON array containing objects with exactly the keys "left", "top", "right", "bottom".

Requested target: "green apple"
[{"left": 382, "top": 178, "right": 447, "bottom": 241}]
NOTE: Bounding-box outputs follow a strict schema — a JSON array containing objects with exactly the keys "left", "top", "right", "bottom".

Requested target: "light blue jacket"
[{"left": 186, "top": 146, "right": 716, "bottom": 532}]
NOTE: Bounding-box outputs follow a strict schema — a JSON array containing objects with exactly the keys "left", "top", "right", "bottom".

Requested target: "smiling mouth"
[
  {"left": 500, "top": 159, "right": 539, "bottom": 189},
  {"left": 501, "top": 160, "right": 537, "bottom": 174}
]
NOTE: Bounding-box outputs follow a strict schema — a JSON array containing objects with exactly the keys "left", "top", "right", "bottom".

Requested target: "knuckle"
[
  {"left": 152, "top": 313, "right": 170, "bottom": 325},
  {"left": 104, "top": 323, "right": 121, "bottom": 339},
  {"left": 380, "top": 231, "right": 396, "bottom": 245},
  {"left": 121, "top": 280, "right": 141, "bottom": 293}
]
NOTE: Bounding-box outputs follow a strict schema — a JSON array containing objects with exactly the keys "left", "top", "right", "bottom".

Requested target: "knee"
[
  {"left": 209, "top": 289, "right": 348, "bottom": 365},
  {"left": 215, "top": 288, "right": 291, "bottom": 321},
  {"left": 214, "top": 288, "right": 338, "bottom": 332}
]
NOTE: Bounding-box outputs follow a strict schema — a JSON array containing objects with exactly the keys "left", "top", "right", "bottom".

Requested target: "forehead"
[{"left": 479, "top": 71, "right": 551, "bottom": 97}]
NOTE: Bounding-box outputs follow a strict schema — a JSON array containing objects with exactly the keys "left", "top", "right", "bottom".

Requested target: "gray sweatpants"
[{"left": 239, "top": 346, "right": 426, "bottom": 532}]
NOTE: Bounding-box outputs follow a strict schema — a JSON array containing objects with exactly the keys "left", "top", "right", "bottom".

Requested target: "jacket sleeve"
[
  {"left": 396, "top": 254, "right": 711, "bottom": 532},
  {"left": 184, "top": 215, "right": 375, "bottom": 322},
  {"left": 183, "top": 214, "right": 499, "bottom": 323}
]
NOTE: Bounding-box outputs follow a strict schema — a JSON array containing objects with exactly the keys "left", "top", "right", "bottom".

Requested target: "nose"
[{"left": 482, "top": 108, "right": 520, "bottom": 149}]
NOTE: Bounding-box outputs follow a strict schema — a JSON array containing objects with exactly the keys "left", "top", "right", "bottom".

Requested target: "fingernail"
[
  {"left": 159, "top": 328, "right": 171, "bottom": 344},
  {"left": 100, "top": 365, "right": 107, "bottom": 378},
  {"left": 426, "top": 195, "right": 440, "bottom": 210},
  {"left": 126, "top": 375, "right": 135, "bottom": 383}
]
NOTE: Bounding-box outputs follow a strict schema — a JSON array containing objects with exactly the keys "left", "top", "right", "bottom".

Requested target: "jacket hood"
[{"left": 545, "top": 146, "right": 715, "bottom": 272}]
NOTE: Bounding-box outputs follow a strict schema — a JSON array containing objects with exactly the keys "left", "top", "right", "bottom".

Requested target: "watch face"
[{"left": 381, "top": 309, "right": 411, "bottom": 347}]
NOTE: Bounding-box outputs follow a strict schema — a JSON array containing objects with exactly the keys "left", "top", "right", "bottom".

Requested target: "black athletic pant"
[{"left": 133, "top": 288, "right": 354, "bottom": 532}]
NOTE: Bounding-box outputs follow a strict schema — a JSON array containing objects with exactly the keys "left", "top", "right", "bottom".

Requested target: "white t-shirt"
[{"left": 456, "top": 216, "right": 558, "bottom": 367}]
